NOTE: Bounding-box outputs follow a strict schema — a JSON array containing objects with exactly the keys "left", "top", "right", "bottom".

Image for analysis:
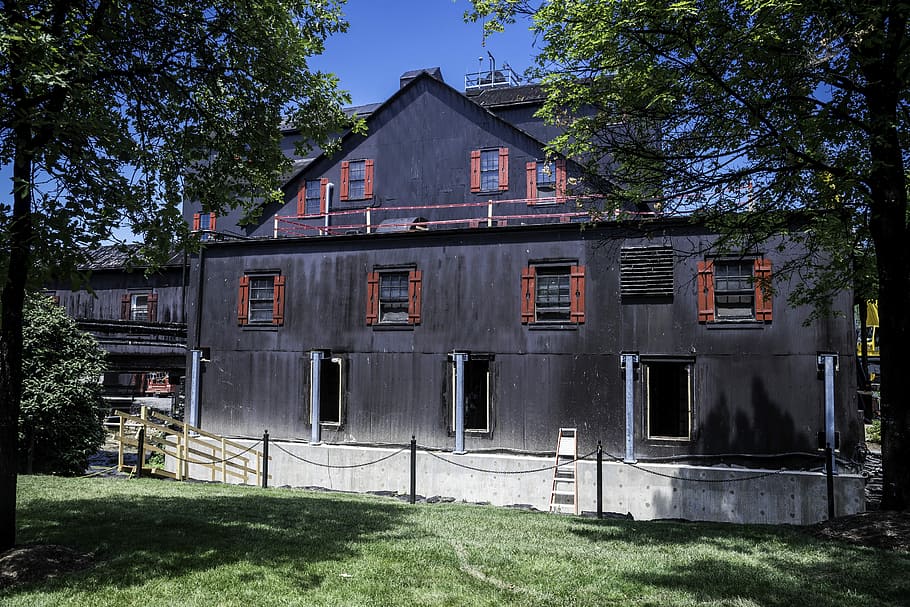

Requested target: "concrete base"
[{"left": 171, "top": 440, "right": 865, "bottom": 525}]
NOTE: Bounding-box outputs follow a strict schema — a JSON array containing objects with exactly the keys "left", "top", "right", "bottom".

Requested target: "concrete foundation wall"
[{"left": 173, "top": 440, "right": 864, "bottom": 525}]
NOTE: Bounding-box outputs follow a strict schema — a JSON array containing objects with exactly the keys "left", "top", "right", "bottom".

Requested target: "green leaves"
[{"left": 19, "top": 293, "right": 107, "bottom": 475}]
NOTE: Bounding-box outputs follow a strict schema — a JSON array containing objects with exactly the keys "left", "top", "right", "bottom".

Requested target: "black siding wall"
[{"left": 189, "top": 222, "right": 859, "bottom": 459}]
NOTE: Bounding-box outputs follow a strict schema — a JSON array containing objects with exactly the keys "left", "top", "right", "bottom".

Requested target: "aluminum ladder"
[{"left": 549, "top": 428, "right": 578, "bottom": 514}]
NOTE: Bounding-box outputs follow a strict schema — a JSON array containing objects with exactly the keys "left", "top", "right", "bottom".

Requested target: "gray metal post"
[
  {"left": 818, "top": 353, "right": 838, "bottom": 474},
  {"left": 310, "top": 350, "right": 324, "bottom": 444},
  {"left": 621, "top": 353, "right": 638, "bottom": 463},
  {"left": 454, "top": 352, "right": 467, "bottom": 454},
  {"left": 188, "top": 349, "right": 202, "bottom": 428}
]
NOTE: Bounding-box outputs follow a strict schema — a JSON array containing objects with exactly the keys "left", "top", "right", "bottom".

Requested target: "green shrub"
[
  {"left": 18, "top": 293, "right": 107, "bottom": 475},
  {"left": 866, "top": 418, "right": 882, "bottom": 443}
]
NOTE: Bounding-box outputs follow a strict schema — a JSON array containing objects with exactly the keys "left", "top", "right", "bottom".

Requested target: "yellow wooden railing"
[{"left": 114, "top": 407, "right": 269, "bottom": 486}]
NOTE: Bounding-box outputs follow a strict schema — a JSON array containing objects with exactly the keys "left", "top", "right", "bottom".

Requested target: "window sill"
[
  {"left": 241, "top": 323, "right": 280, "bottom": 331},
  {"left": 646, "top": 436, "right": 692, "bottom": 443},
  {"left": 371, "top": 324, "right": 416, "bottom": 331},
  {"left": 527, "top": 323, "right": 580, "bottom": 331},
  {"left": 704, "top": 321, "right": 768, "bottom": 330}
]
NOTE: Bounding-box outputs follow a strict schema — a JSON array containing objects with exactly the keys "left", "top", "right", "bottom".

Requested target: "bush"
[
  {"left": 18, "top": 293, "right": 107, "bottom": 475},
  {"left": 866, "top": 418, "right": 882, "bottom": 443}
]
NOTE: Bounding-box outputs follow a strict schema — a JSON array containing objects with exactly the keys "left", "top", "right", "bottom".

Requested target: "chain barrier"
[
  {"left": 272, "top": 442, "right": 409, "bottom": 469},
  {"left": 166, "top": 440, "right": 263, "bottom": 466},
  {"left": 599, "top": 449, "right": 790, "bottom": 484},
  {"left": 421, "top": 446, "right": 598, "bottom": 475}
]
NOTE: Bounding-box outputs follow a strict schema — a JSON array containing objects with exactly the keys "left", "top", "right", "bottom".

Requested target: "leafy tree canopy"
[
  {"left": 470, "top": 0, "right": 910, "bottom": 508},
  {"left": 1, "top": 0, "right": 356, "bottom": 550}
]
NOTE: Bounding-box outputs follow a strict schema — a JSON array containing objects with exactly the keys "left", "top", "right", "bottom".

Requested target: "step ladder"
[{"left": 549, "top": 428, "right": 578, "bottom": 514}]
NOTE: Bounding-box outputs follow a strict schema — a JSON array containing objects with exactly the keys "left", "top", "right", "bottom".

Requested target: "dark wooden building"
[{"left": 182, "top": 67, "right": 861, "bottom": 467}]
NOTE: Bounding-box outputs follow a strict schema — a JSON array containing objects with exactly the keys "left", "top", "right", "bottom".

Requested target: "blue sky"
[{"left": 311, "top": 0, "right": 540, "bottom": 105}]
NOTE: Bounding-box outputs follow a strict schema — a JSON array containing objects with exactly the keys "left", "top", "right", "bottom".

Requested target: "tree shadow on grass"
[
  {"left": 567, "top": 517, "right": 910, "bottom": 606},
  {"left": 6, "top": 478, "right": 408, "bottom": 598}
]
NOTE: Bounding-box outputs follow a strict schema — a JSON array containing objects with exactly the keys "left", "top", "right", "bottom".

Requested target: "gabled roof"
[
  {"left": 80, "top": 244, "right": 183, "bottom": 270},
  {"left": 287, "top": 71, "right": 559, "bottom": 188}
]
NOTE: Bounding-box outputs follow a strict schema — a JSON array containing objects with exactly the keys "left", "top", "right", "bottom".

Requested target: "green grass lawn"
[{"left": 4, "top": 475, "right": 908, "bottom": 606}]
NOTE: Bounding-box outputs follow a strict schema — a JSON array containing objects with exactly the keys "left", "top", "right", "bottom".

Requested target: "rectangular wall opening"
[{"left": 644, "top": 360, "right": 692, "bottom": 439}]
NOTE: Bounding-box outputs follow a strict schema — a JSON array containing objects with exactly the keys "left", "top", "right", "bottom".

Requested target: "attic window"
[{"left": 620, "top": 247, "right": 674, "bottom": 298}]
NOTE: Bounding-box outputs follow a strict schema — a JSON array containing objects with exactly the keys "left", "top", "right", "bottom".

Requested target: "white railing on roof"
[
  {"left": 465, "top": 64, "right": 521, "bottom": 90},
  {"left": 272, "top": 196, "right": 655, "bottom": 239}
]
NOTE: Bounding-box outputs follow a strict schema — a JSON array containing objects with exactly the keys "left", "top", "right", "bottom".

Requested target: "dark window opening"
[
  {"left": 645, "top": 361, "right": 692, "bottom": 439},
  {"left": 318, "top": 357, "right": 343, "bottom": 425},
  {"left": 452, "top": 358, "right": 491, "bottom": 433}
]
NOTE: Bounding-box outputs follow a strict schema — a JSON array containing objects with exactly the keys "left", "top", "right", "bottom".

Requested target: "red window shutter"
[
  {"left": 237, "top": 276, "right": 250, "bottom": 326},
  {"left": 340, "top": 161, "right": 350, "bottom": 201},
  {"left": 120, "top": 294, "right": 130, "bottom": 320},
  {"left": 555, "top": 159, "right": 567, "bottom": 202},
  {"left": 364, "top": 159, "right": 374, "bottom": 198},
  {"left": 192, "top": 213, "right": 201, "bottom": 231},
  {"left": 209, "top": 214, "right": 217, "bottom": 231},
  {"left": 526, "top": 161, "right": 537, "bottom": 203},
  {"left": 570, "top": 265, "right": 586, "bottom": 323},
  {"left": 319, "top": 178, "right": 329, "bottom": 214},
  {"left": 754, "top": 258, "right": 773, "bottom": 322},
  {"left": 408, "top": 269, "right": 423, "bottom": 325},
  {"left": 697, "top": 261, "right": 715, "bottom": 323},
  {"left": 498, "top": 147, "right": 509, "bottom": 190},
  {"left": 147, "top": 293, "right": 158, "bottom": 323},
  {"left": 366, "top": 271, "right": 379, "bottom": 325},
  {"left": 521, "top": 266, "right": 536, "bottom": 324},
  {"left": 297, "top": 183, "right": 306, "bottom": 216},
  {"left": 470, "top": 150, "right": 481, "bottom": 193},
  {"left": 272, "top": 275, "right": 286, "bottom": 326}
]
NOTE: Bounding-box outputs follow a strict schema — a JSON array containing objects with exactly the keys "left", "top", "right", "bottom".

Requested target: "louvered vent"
[{"left": 620, "top": 247, "right": 674, "bottom": 297}]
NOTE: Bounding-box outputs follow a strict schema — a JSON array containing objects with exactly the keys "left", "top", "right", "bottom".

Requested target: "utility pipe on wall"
[
  {"left": 621, "top": 353, "right": 639, "bottom": 463},
  {"left": 818, "top": 352, "right": 839, "bottom": 474},
  {"left": 310, "top": 350, "right": 325, "bottom": 444},
  {"left": 453, "top": 352, "right": 467, "bottom": 454}
]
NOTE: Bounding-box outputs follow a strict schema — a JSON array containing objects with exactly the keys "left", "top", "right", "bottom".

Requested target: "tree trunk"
[{"left": 0, "top": 135, "right": 33, "bottom": 550}]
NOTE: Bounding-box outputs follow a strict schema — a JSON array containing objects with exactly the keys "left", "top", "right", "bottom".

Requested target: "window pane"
[
  {"left": 248, "top": 277, "right": 274, "bottom": 323},
  {"left": 348, "top": 160, "right": 365, "bottom": 199},
  {"left": 536, "top": 161, "right": 556, "bottom": 185},
  {"left": 535, "top": 267, "right": 571, "bottom": 322},
  {"left": 714, "top": 260, "right": 754, "bottom": 319},
  {"left": 379, "top": 271, "right": 409, "bottom": 323},
  {"left": 130, "top": 294, "right": 149, "bottom": 321},
  {"left": 305, "top": 180, "right": 321, "bottom": 215},
  {"left": 480, "top": 149, "right": 499, "bottom": 191}
]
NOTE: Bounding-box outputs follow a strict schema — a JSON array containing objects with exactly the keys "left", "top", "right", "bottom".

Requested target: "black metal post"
[
  {"left": 597, "top": 440, "right": 603, "bottom": 519},
  {"left": 410, "top": 436, "right": 417, "bottom": 504},
  {"left": 136, "top": 428, "right": 145, "bottom": 479},
  {"left": 825, "top": 444, "right": 835, "bottom": 520},
  {"left": 262, "top": 430, "right": 270, "bottom": 489}
]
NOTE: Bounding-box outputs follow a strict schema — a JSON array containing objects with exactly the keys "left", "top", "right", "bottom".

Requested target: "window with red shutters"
[
  {"left": 367, "top": 268, "right": 422, "bottom": 326},
  {"left": 522, "top": 264, "right": 585, "bottom": 325},
  {"left": 698, "top": 258, "right": 773, "bottom": 323},
  {"left": 238, "top": 274, "right": 285, "bottom": 326},
  {"left": 472, "top": 148, "right": 508, "bottom": 192},
  {"left": 340, "top": 159, "right": 373, "bottom": 201}
]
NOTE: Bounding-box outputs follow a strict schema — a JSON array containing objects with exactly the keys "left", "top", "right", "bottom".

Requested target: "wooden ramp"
[
  {"left": 113, "top": 407, "right": 269, "bottom": 486},
  {"left": 549, "top": 428, "right": 578, "bottom": 514}
]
